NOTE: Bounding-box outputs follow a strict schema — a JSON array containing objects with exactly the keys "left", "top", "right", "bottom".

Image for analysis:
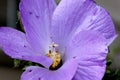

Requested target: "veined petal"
[
  {"left": 72, "top": 62, "right": 106, "bottom": 80},
  {"left": 21, "top": 59, "right": 78, "bottom": 80},
  {"left": 0, "top": 27, "right": 52, "bottom": 68},
  {"left": 51, "top": 0, "right": 86, "bottom": 52},
  {"left": 51, "top": 0, "right": 117, "bottom": 50},
  {"left": 66, "top": 30, "right": 108, "bottom": 60},
  {"left": 66, "top": 30, "right": 108, "bottom": 80},
  {"left": 0, "top": 27, "right": 32, "bottom": 57},
  {"left": 75, "top": 2, "right": 117, "bottom": 46},
  {"left": 20, "top": 0, "right": 56, "bottom": 53}
]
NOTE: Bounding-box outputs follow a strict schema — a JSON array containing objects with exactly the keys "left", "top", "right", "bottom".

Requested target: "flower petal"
[
  {"left": 66, "top": 30, "right": 108, "bottom": 80},
  {"left": 51, "top": 0, "right": 86, "bottom": 52},
  {"left": 66, "top": 30, "right": 108, "bottom": 60},
  {"left": 0, "top": 27, "right": 32, "bottom": 57},
  {"left": 0, "top": 27, "right": 52, "bottom": 68},
  {"left": 72, "top": 62, "right": 106, "bottom": 80},
  {"left": 75, "top": 2, "right": 117, "bottom": 46},
  {"left": 20, "top": 0, "right": 56, "bottom": 53},
  {"left": 51, "top": 0, "right": 117, "bottom": 48},
  {"left": 21, "top": 59, "right": 78, "bottom": 80}
]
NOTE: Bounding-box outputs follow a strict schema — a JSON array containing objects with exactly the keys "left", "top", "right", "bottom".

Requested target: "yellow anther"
[
  {"left": 46, "top": 51, "right": 61, "bottom": 69},
  {"left": 46, "top": 42, "right": 62, "bottom": 69}
]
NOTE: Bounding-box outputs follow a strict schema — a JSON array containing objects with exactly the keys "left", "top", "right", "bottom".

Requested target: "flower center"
[{"left": 46, "top": 43, "right": 62, "bottom": 70}]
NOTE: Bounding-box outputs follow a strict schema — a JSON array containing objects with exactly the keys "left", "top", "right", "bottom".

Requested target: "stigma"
[{"left": 46, "top": 43, "right": 62, "bottom": 69}]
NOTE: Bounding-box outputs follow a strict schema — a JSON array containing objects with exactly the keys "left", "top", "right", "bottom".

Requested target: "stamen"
[{"left": 46, "top": 43, "right": 62, "bottom": 70}]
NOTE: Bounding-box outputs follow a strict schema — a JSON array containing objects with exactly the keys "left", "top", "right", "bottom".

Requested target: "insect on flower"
[{"left": 0, "top": 0, "right": 117, "bottom": 80}]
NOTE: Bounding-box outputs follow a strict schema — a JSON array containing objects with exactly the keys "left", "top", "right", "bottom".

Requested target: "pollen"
[
  {"left": 47, "top": 50, "right": 61, "bottom": 69},
  {"left": 46, "top": 42, "right": 62, "bottom": 69}
]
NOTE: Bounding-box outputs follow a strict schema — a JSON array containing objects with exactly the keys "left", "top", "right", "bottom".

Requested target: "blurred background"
[{"left": 0, "top": 0, "right": 120, "bottom": 80}]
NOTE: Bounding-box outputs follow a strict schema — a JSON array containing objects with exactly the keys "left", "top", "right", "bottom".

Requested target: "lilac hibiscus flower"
[{"left": 0, "top": 0, "right": 117, "bottom": 80}]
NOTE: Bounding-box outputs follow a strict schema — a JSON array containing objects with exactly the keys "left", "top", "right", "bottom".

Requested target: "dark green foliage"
[
  {"left": 14, "top": 59, "right": 44, "bottom": 70},
  {"left": 102, "top": 59, "right": 120, "bottom": 80}
]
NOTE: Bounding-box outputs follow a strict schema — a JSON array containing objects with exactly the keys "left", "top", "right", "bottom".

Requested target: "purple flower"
[{"left": 0, "top": 0, "right": 117, "bottom": 80}]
